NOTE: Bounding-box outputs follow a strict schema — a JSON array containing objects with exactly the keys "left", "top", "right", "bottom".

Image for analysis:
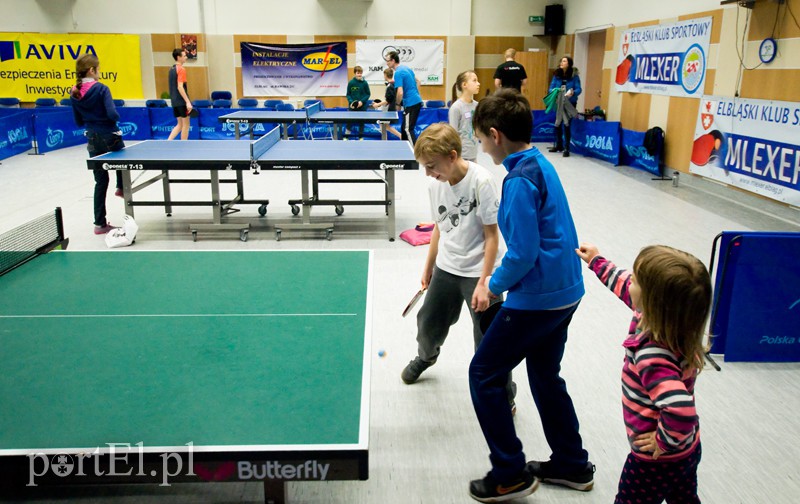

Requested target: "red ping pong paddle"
[
  {"left": 615, "top": 55, "right": 634, "bottom": 85},
  {"left": 691, "top": 130, "right": 723, "bottom": 166},
  {"left": 189, "top": 108, "right": 200, "bottom": 118},
  {"left": 402, "top": 289, "right": 426, "bottom": 317}
]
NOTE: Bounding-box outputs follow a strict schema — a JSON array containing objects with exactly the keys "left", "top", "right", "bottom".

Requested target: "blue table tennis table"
[
  {"left": 219, "top": 102, "right": 398, "bottom": 141},
  {"left": 86, "top": 126, "right": 418, "bottom": 241}
]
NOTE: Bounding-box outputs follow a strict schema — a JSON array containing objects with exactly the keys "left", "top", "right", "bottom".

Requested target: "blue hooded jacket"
[
  {"left": 70, "top": 81, "right": 119, "bottom": 134},
  {"left": 488, "top": 147, "right": 584, "bottom": 310},
  {"left": 548, "top": 72, "right": 582, "bottom": 107}
]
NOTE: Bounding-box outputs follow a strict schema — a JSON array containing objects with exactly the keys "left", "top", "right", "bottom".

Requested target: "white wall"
[
  {"left": 0, "top": 0, "right": 549, "bottom": 36},
  {"left": 472, "top": 0, "right": 552, "bottom": 36},
  {"left": 564, "top": 0, "right": 723, "bottom": 32},
  {"left": 0, "top": 0, "right": 179, "bottom": 33}
]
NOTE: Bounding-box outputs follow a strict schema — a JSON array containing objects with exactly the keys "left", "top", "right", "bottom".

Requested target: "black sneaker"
[
  {"left": 526, "top": 460, "right": 594, "bottom": 491},
  {"left": 563, "top": 151, "right": 570, "bottom": 157},
  {"left": 401, "top": 357, "right": 434, "bottom": 384},
  {"left": 548, "top": 146, "right": 563, "bottom": 153},
  {"left": 469, "top": 469, "right": 538, "bottom": 502}
]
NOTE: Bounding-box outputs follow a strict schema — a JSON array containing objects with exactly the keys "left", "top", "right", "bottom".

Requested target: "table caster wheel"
[
  {"left": 191, "top": 230, "right": 197, "bottom": 242},
  {"left": 335, "top": 204, "right": 344, "bottom": 216},
  {"left": 325, "top": 229, "right": 333, "bottom": 241},
  {"left": 240, "top": 229, "right": 249, "bottom": 242},
  {"left": 275, "top": 230, "right": 282, "bottom": 241},
  {"left": 291, "top": 205, "right": 300, "bottom": 216},
  {"left": 258, "top": 204, "right": 268, "bottom": 216}
]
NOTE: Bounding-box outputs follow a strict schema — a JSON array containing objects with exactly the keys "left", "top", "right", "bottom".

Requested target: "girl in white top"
[{"left": 448, "top": 70, "right": 481, "bottom": 162}]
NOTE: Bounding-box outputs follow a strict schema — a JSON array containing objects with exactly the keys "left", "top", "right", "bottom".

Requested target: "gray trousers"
[{"left": 416, "top": 266, "right": 516, "bottom": 401}]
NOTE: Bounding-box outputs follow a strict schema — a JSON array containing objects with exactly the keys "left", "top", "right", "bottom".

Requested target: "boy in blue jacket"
[{"left": 466, "top": 89, "right": 593, "bottom": 503}]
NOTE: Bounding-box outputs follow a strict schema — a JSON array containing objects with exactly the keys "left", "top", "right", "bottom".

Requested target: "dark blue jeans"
[
  {"left": 87, "top": 131, "right": 124, "bottom": 226},
  {"left": 469, "top": 303, "right": 588, "bottom": 482}
]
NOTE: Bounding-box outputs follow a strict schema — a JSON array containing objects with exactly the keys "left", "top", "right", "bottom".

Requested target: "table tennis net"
[
  {"left": 251, "top": 126, "right": 281, "bottom": 160},
  {"left": 0, "top": 207, "right": 66, "bottom": 277},
  {"left": 306, "top": 101, "right": 322, "bottom": 117}
]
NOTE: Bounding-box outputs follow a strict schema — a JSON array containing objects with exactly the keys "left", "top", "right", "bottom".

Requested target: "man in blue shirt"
[
  {"left": 384, "top": 50, "right": 422, "bottom": 144},
  {"left": 466, "top": 89, "right": 594, "bottom": 503}
]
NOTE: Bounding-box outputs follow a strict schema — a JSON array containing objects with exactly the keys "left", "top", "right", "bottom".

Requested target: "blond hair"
[
  {"left": 414, "top": 123, "right": 462, "bottom": 159},
  {"left": 504, "top": 48, "right": 517, "bottom": 59},
  {"left": 633, "top": 245, "right": 712, "bottom": 372}
]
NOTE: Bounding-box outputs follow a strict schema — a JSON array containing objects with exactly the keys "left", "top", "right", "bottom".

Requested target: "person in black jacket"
[
  {"left": 70, "top": 54, "right": 124, "bottom": 235},
  {"left": 372, "top": 68, "right": 401, "bottom": 139}
]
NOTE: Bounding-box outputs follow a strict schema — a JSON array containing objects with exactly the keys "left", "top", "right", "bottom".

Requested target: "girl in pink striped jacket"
[{"left": 576, "top": 243, "right": 712, "bottom": 504}]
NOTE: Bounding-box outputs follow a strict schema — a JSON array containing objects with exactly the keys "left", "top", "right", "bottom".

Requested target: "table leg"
[
  {"left": 210, "top": 170, "right": 221, "bottom": 224},
  {"left": 161, "top": 170, "right": 173, "bottom": 217},
  {"left": 234, "top": 123, "right": 240, "bottom": 140},
  {"left": 263, "top": 480, "right": 286, "bottom": 504},
  {"left": 387, "top": 168, "right": 395, "bottom": 241},
  {"left": 381, "top": 122, "right": 387, "bottom": 141},
  {"left": 122, "top": 170, "right": 134, "bottom": 218},
  {"left": 332, "top": 123, "right": 339, "bottom": 140},
  {"left": 301, "top": 169, "right": 311, "bottom": 224}
]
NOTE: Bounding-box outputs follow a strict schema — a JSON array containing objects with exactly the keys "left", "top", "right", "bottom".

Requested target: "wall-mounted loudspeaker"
[{"left": 544, "top": 4, "right": 565, "bottom": 36}]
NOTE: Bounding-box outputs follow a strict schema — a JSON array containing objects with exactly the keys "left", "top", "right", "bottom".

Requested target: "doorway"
[{"left": 573, "top": 27, "right": 608, "bottom": 114}]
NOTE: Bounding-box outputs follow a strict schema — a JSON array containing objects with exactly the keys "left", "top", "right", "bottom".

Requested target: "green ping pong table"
[{"left": 0, "top": 249, "right": 373, "bottom": 504}]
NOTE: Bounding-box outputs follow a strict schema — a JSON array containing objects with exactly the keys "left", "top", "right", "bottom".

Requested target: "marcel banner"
[
  {"left": 0, "top": 33, "right": 143, "bottom": 101},
  {"left": 689, "top": 95, "right": 800, "bottom": 206},
  {"left": 615, "top": 17, "right": 712, "bottom": 97},
  {"left": 241, "top": 42, "right": 348, "bottom": 97}
]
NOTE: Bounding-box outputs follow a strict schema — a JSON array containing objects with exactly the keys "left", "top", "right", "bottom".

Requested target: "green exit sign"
[{"left": 529, "top": 15, "right": 544, "bottom": 23}]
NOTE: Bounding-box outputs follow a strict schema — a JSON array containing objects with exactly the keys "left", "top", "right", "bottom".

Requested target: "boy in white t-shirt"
[{"left": 402, "top": 124, "right": 515, "bottom": 408}]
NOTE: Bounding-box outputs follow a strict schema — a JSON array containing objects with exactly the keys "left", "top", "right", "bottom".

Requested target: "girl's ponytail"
[{"left": 71, "top": 53, "right": 100, "bottom": 100}]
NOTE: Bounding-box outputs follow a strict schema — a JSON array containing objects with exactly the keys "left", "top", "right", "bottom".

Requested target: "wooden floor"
[{"left": 1, "top": 141, "right": 799, "bottom": 503}]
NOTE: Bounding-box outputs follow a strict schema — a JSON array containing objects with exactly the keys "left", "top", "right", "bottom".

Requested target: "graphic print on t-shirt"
[{"left": 436, "top": 194, "right": 477, "bottom": 233}]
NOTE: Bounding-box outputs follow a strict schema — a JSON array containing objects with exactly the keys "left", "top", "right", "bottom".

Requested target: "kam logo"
[
  {"left": 0, "top": 41, "right": 21, "bottom": 62},
  {"left": 301, "top": 51, "right": 343, "bottom": 73},
  {"left": 45, "top": 128, "right": 64, "bottom": 149}
]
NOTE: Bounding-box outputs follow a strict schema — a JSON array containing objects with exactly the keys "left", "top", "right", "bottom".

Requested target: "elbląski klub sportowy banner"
[
  {"left": 690, "top": 95, "right": 800, "bottom": 206},
  {"left": 0, "top": 33, "right": 143, "bottom": 101},
  {"left": 615, "top": 17, "right": 712, "bottom": 98},
  {"left": 355, "top": 39, "right": 444, "bottom": 86},
  {"left": 240, "top": 42, "right": 347, "bottom": 97}
]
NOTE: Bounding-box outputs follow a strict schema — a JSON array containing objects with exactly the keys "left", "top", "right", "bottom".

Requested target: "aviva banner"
[
  {"left": 689, "top": 96, "right": 800, "bottom": 206},
  {"left": 0, "top": 33, "right": 143, "bottom": 101},
  {"left": 615, "top": 17, "right": 711, "bottom": 97},
  {"left": 241, "top": 42, "right": 347, "bottom": 97}
]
